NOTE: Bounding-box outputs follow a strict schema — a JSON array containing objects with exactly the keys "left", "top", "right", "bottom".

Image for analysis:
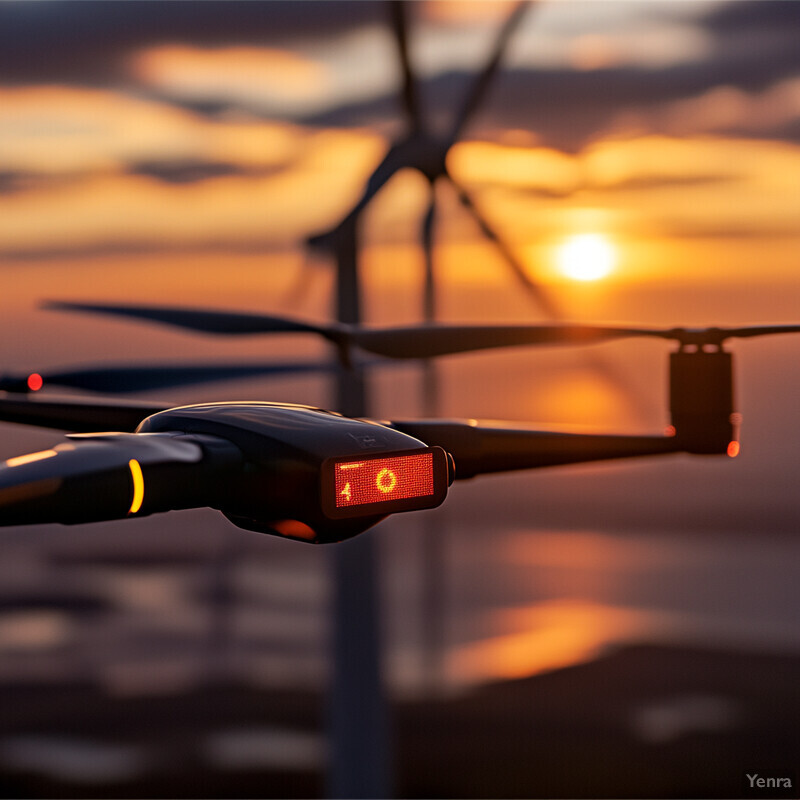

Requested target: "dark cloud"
[
  {"left": 0, "top": 171, "right": 28, "bottom": 195},
  {"left": 493, "top": 174, "right": 742, "bottom": 202},
  {"left": 2, "top": 1, "right": 800, "bottom": 152},
  {"left": 126, "top": 160, "right": 292, "bottom": 185},
  {"left": 701, "top": 0, "right": 800, "bottom": 36},
  {"left": 0, "top": 162, "right": 289, "bottom": 196},
  {"left": 594, "top": 174, "right": 744, "bottom": 193},
  {"left": 0, "top": 238, "right": 294, "bottom": 263},
  {"left": 298, "top": 1, "right": 800, "bottom": 149},
  {"left": 0, "top": 0, "right": 386, "bottom": 83},
  {"left": 304, "top": 59, "right": 800, "bottom": 152}
]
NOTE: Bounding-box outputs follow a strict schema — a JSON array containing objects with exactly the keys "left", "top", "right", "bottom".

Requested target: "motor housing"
[{"left": 669, "top": 349, "right": 736, "bottom": 455}]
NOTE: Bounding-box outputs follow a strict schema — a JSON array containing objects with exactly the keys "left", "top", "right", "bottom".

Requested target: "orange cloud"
[
  {"left": 420, "top": 1, "right": 521, "bottom": 25},
  {"left": 448, "top": 140, "right": 578, "bottom": 194},
  {"left": 0, "top": 85, "right": 302, "bottom": 174},
  {"left": 131, "top": 45, "right": 333, "bottom": 116},
  {"left": 0, "top": 126, "right": 385, "bottom": 251}
]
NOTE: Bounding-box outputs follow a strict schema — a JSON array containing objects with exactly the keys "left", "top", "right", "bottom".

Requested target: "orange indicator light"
[
  {"left": 5, "top": 449, "right": 58, "bottom": 468},
  {"left": 128, "top": 459, "right": 144, "bottom": 514},
  {"left": 334, "top": 452, "right": 433, "bottom": 509},
  {"left": 27, "top": 373, "right": 43, "bottom": 392},
  {"left": 727, "top": 441, "right": 740, "bottom": 458}
]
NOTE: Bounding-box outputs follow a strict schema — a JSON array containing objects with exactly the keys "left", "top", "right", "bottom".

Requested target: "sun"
[{"left": 555, "top": 233, "right": 617, "bottom": 281}]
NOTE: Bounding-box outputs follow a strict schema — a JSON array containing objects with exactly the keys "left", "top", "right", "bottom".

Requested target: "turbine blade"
[
  {"left": 43, "top": 300, "right": 332, "bottom": 338},
  {"left": 448, "top": 1, "right": 532, "bottom": 143},
  {"left": 390, "top": 419, "right": 681, "bottom": 478},
  {"left": 389, "top": 1, "right": 423, "bottom": 133},
  {"left": 0, "top": 432, "right": 241, "bottom": 526},
  {"left": 307, "top": 144, "right": 411, "bottom": 252},
  {"left": 444, "top": 173, "right": 564, "bottom": 317}
]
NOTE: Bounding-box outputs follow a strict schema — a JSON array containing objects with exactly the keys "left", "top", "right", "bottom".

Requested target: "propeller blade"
[
  {"left": 389, "top": 1, "right": 423, "bottom": 134},
  {"left": 349, "top": 323, "right": 659, "bottom": 360},
  {"left": 43, "top": 300, "right": 332, "bottom": 339},
  {"left": 41, "top": 300, "right": 800, "bottom": 358},
  {"left": 448, "top": 1, "right": 533, "bottom": 143},
  {"left": 700, "top": 324, "right": 800, "bottom": 342},
  {"left": 6, "top": 361, "right": 339, "bottom": 395},
  {"left": 357, "top": 322, "right": 800, "bottom": 359},
  {"left": 390, "top": 419, "right": 681, "bottom": 478},
  {"left": 0, "top": 432, "right": 240, "bottom": 526},
  {"left": 0, "top": 395, "right": 167, "bottom": 432}
]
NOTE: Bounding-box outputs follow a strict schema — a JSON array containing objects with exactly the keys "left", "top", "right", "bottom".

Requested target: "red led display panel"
[
  {"left": 321, "top": 447, "right": 448, "bottom": 519},
  {"left": 335, "top": 452, "right": 433, "bottom": 508}
]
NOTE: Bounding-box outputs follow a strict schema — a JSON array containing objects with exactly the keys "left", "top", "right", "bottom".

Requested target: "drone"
[{"left": 2, "top": 301, "right": 799, "bottom": 543}]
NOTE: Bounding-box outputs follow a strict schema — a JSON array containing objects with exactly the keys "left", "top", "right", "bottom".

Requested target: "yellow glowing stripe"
[
  {"left": 128, "top": 459, "right": 144, "bottom": 514},
  {"left": 5, "top": 449, "right": 58, "bottom": 468}
]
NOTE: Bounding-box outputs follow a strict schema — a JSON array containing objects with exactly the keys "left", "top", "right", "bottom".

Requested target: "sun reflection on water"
[{"left": 448, "top": 599, "right": 671, "bottom": 686}]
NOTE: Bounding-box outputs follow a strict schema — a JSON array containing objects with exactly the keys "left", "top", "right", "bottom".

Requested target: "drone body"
[
  {"left": 0, "top": 401, "right": 451, "bottom": 544},
  {"left": 4, "top": 311, "right": 800, "bottom": 543}
]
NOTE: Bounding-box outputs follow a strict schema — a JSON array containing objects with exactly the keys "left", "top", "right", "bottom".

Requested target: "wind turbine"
[
  {"left": 305, "top": 3, "right": 542, "bottom": 793},
  {"left": 305, "top": 0, "right": 550, "bottom": 714},
  {"left": 307, "top": 1, "right": 555, "bottom": 320}
]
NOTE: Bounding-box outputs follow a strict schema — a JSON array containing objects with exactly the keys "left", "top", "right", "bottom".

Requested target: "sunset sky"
[
  {"left": 1, "top": 0, "right": 800, "bottom": 697},
  {"left": 0, "top": 0, "right": 798, "bottom": 284}
]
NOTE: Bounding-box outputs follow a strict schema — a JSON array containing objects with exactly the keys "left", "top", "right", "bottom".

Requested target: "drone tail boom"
[{"left": 389, "top": 420, "right": 683, "bottom": 479}]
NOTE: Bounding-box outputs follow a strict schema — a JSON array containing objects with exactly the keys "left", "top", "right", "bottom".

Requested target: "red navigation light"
[
  {"left": 27, "top": 373, "right": 43, "bottom": 392},
  {"left": 727, "top": 440, "right": 740, "bottom": 458},
  {"left": 321, "top": 447, "right": 449, "bottom": 519}
]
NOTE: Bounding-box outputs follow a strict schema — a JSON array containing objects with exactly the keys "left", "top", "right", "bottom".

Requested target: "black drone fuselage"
[{"left": 137, "top": 402, "right": 453, "bottom": 542}]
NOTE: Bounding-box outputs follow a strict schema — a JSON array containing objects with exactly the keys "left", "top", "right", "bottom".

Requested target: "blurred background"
[{"left": 0, "top": 1, "right": 799, "bottom": 797}]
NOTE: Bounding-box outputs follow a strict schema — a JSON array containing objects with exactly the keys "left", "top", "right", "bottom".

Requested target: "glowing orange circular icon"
[{"left": 375, "top": 468, "right": 397, "bottom": 494}]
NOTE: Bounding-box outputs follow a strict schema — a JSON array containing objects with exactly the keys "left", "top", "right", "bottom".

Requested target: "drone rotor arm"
[
  {"left": 0, "top": 432, "right": 243, "bottom": 527},
  {"left": 389, "top": 419, "right": 682, "bottom": 479}
]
